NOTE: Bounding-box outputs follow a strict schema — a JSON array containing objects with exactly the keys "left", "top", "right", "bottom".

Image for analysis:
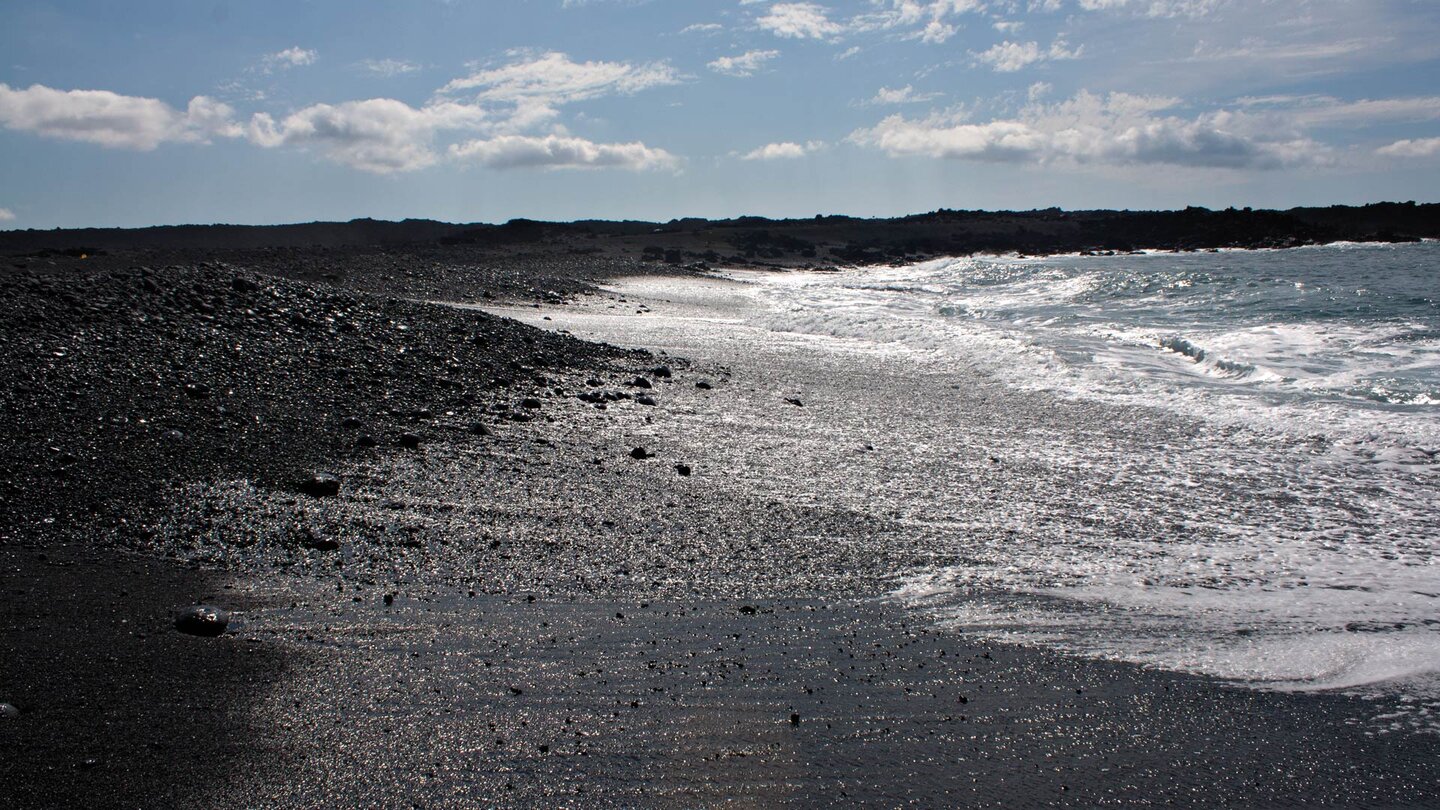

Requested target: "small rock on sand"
[
  {"left": 175, "top": 605, "right": 230, "bottom": 637},
  {"left": 675, "top": 464, "right": 692, "bottom": 476},
  {"left": 400, "top": 432, "right": 422, "bottom": 448},
  {"left": 298, "top": 472, "right": 341, "bottom": 497},
  {"left": 630, "top": 447, "right": 651, "bottom": 460},
  {"left": 0, "top": 703, "right": 19, "bottom": 719}
]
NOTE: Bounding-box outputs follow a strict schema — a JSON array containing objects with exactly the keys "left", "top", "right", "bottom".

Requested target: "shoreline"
[{"left": 3, "top": 252, "right": 1438, "bottom": 805}]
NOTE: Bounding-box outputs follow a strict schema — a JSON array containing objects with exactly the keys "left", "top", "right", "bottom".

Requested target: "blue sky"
[{"left": 2, "top": 0, "right": 1439, "bottom": 228}]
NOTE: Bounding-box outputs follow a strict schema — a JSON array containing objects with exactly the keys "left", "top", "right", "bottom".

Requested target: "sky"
[{"left": 1, "top": 0, "right": 1439, "bottom": 228}]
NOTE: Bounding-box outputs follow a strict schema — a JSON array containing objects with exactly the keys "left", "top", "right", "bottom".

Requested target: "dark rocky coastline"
[{"left": 2, "top": 210, "right": 1438, "bottom": 807}]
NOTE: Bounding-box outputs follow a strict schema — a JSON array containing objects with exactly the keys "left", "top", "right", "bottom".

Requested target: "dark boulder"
[
  {"left": 636, "top": 395, "right": 657, "bottom": 406},
  {"left": 631, "top": 377, "right": 653, "bottom": 389},
  {"left": 399, "top": 432, "right": 422, "bottom": 448},
  {"left": 652, "top": 365, "right": 672, "bottom": 379},
  {"left": 175, "top": 605, "right": 230, "bottom": 637},
  {"left": 298, "top": 472, "right": 341, "bottom": 497},
  {"left": 675, "top": 464, "right": 692, "bottom": 477},
  {"left": 630, "top": 447, "right": 652, "bottom": 460}
]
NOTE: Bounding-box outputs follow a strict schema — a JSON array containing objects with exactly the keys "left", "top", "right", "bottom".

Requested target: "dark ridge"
[{"left": 3, "top": 203, "right": 1437, "bottom": 258}]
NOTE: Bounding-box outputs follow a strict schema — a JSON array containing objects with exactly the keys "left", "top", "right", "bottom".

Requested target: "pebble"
[
  {"left": 175, "top": 605, "right": 230, "bottom": 637},
  {"left": 298, "top": 472, "right": 341, "bottom": 497}
]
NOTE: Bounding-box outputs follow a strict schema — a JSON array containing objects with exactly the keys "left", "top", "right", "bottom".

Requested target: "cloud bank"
[{"left": 851, "top": 90, "right": 1328, "bottom": 170}]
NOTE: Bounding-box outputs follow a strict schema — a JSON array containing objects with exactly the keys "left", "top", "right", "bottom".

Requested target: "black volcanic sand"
[{"left": 2, "top": 256, "right": 1438, "bottom": 807}]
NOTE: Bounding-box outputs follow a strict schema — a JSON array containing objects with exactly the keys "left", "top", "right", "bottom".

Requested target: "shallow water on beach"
[{"left": 513, "top": 245, "right": 1440, "bottom": 732}]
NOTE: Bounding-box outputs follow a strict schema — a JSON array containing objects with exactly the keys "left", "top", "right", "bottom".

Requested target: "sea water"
[{"left": 734, "top": 242, "right": 1440, "bottom": 726}]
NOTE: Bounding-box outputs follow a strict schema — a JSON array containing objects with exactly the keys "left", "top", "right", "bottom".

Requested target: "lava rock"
[
  {"left": 630, "top": 447, "right": 652, "bottom": 460},
  {"left": 469, "top": 422, "right": 492, "bottom": 436},
  {"left": 696, "top": 381, "right": 713, "bottom": 390},
  {"left": 298, "top": 472, "right": 341, "bottom": 497},
  {"left": 301, "top": 528, "right": 340, "bottom": 551},
  {"left": 652, "top": 365, "right": 672, "bottom": 379},
  {"left": 520, "top": 398, "right": 542, "bottom": 409},
  {"left": 675, "top": 464, "right": 692, "bottom": 477},
  {"left": 341, "top": 417, "right": 364, "bottom": 429},
  {"left": 631, "top": 377, "right": 653, "bottom": 389},
  {"left": 636, "top": 395, "right": 657, "bottom": 406},
  {"left": 357, "top": 435, "right": 378, "bottom": 447},
  {"left": 784, "top": 397, "right": 804, "bottom": 407},
  {"left": 0, "top": 703, "right": 19, "bottom": 719},
  {"left": 399, "top": 432, "right": 422, "bottom": 449},
  {"left": 175, "top": 605, "right": 230, "bottom": 637}
]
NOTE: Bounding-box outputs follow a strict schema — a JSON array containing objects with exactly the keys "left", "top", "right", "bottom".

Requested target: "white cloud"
[
  {"left": 0, "top": 207, "right": 14, "bottom": 222},
  {"left": 681, "top": 22, "right": 724, "bottom": 34},
  {"left": 1028, "top": 81, "right": 1053, "bottom": 102},
  {"left": 1285, "top": 96, "right": 1440, "bottom": 128},
  {"left": 849, "top": 0, "right": 986, "bottom": 39},
  {"left": 973, "top": 38, "right": 1081, "bottom": 72},
  {"left": 869, "top": 85, "right": 940, "bottom": 105},
  {"left": 0, "top": 83, "right": 242, "bottom": 150},
  {"left": 262, "top": 47, "right": 317, "bottom": 73},
  {"left": 757, "top": 3, "right": 843, "bottom": 39},
  {"left": 439, "top": 51, "right": 680, "bottom": 106},
  {"left": 361, "top": 58, "right": 421, "bottom": 78},
  {"left": 920, "top": 20, "right": 957, "bottom": 43},
  {"left": 246, "top": 98, "right": 487, "bottom": 173},
  {"left": 1077, "top": 0, "right": 1225, "bottom": 17},
  {"left": 449, "top": 134, "right": 677, "bottom": 170},
  {"left": 1377, "top": 137, "right": 1440, "bottom": 158},
  {"left": 741, "top": 140, "right": 826, "bottom": 160},
  {"left": 708, "top": 50, "right": 780, "bottom": 77},
  {"left": 850, "top": 90, "right": 1328, "bottom": 170}
]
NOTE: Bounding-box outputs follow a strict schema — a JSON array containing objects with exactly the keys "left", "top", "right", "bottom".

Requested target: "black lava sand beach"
[{"left": 3, "top": 231, "right": 1439, "bottom": 807}]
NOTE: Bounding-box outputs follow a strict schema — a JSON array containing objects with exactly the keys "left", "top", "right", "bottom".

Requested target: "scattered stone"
[
  {"left": 183, "top": 382, "right": 211, "bottom": 399},
  {"left": 0, "top": 703, "right": 19, "bottom": 719},
  {"left": 630, "top": 447, "right": 652, "bottom": 460},
  {"left": 652, "top": 365, "right": 672, "bottom": 379},
  {"left": 696, "top": 381, "right": 713, "bottom": 390},
  {"left": 302, "top": 528, "right": 340, "bottom": 551},
  {"left": 341, "top": 417, "right": 363, "bottom": 429},
  {"left": 631, "top": 377, "right": 653, "bottom": 389},
  {"left": 675, "top": 464, "right": 692, "bottom": 477},
  {"left": 520, "top": 397, "right": 542, "bottom": 409},
  {"left": 175, "top": 605, "right": 230, "bottom": 637},
  {"left": 230, "top": 275, "right": 258, "bottom": 293},
  {"left": 784, "top": 397, "right": 804, "bottom": 407},
  {"left": 790, "top": 713, "right": 801, "bottom": 726},
  {"left": 400, "top": 432, "right": 422, "bottom": 448},
  {"left": 383, "top": 593, "right": 395, "bottom": 606},
  {"left": 357, "top": 435, "right": 378, "bottom": 447},
  {"left": 469, "top": 422, "right": 492, "bottom": 436},
  {"left": 298, "top": 472, "right": 341, "bottom": 497},
  {"left": 636, "top": 395, "right": 657, "bottom": 406}
]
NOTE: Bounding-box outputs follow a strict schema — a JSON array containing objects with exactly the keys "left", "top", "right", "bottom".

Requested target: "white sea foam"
[{"left": 718, "top": 245, "right": 1440, "bottom": 717}]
